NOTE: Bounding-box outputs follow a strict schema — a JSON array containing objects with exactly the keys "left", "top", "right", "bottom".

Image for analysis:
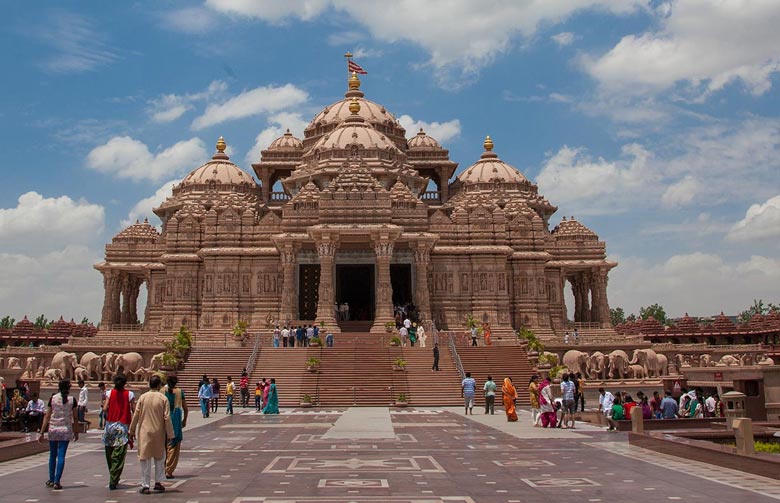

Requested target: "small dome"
[
  {"left": 457, "top": 136, "right": 529, "bottom": 184},
  {"left": 268, "top": 129, "right": 303, "bottom": 151},
  {"left": 113, "top": 218, "right": 160, "bottom": 243},
  {"left": 551, "top": 216, "right": 598, "bottom": 241},
  {"left": 180, "top": 137, "right": 256, "bottom": 187},
  {"left": 407, "top": 128, "right": 441, "bottom": 149}
]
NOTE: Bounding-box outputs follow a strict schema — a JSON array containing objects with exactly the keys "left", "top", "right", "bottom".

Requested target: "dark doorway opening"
[
  {"left": 298, "top": 264, "right": 320, "bottom": 320},
  {"left": 391, "top": 264, "right": 413, "bottom": 307},
  {"left": 336, "top": 264, "right": 375, "bottom": 321}
]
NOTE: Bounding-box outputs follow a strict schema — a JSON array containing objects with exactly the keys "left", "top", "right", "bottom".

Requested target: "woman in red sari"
[{"left": 502, "top": 377, "right": 518, "bottom": 422}]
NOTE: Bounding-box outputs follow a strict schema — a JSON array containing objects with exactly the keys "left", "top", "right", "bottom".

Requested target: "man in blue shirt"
[
  {"left": 660, "top": 390, "right": 679, "bottom": 419},
  {"left": 461, "top": 372, "right": 477, "bottom": 415}
]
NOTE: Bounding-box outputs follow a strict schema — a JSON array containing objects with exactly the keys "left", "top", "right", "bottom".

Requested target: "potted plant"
[
  {"left": 309, "top": 336, "right": 322, "bottom": 347},
  {"left": 306, "top": 357, "right": 321, "bottom": 372},
  {"left": 393, "top": 357, "right": 407, "bottom": 371},
  {"left": 389, "top": 336, "right": 402, "bottom": 347},
  {"left": 232, "top": 320, "right": 249, "bottom": 346},
  {"left": 300, "top": 393, "right": 313, "bottom": 408},
  {"left": 395, "top": 393, "right": 409, "bottom": 407},
  {"left": 159, "top": 350, "right": 180, "bottom": 372},
  {"left": 384, "top": 321, "right": 395, "bottom": 333}
]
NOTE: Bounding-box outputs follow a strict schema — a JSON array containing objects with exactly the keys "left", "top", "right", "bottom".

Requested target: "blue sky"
[{"left": 1, "top": 0, "right": 779, "bottom": 322}]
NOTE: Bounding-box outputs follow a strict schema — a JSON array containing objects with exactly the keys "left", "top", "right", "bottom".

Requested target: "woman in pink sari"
[
  {"left": 538, "top": 378, "right": 556, "bottom": 428},
  {"left": 261, "top": 378, "right": 270, "bottom": 409}
]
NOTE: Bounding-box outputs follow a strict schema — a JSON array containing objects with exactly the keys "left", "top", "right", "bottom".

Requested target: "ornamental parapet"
[
  {"left": 197, "top": 247, "right": 280, "bottom": 257},
  {"left": 159, "top": 253, "right": 201, "bottom": 262},
  {"left": 432, "top": 245, "right": 514, "bottom": 255}
]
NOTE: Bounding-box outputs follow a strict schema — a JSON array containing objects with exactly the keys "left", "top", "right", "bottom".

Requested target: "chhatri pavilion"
[{"left": 95, "top": 73, "right": 616, "bottom": 336}]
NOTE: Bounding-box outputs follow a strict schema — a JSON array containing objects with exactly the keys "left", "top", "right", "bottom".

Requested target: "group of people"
[
  {"left": 527, "top": 373, "right": 586, "bottom": 429},
  {"left": 197, "top": 372, "right": 279, "bottom": 416},
  {"left": 562, "top": 328, "right": 580, "bottom": 344},
  {"left": 598, "top": 386, "right": 726, "bottom": 431},
  {"left": 37, "top": 373, "right": 187, "bottom": 494},
  {"left": 461, "top": 373, "right": 521, "bottom": 422},
  {"left": 468, "top": 322, "right": 492, "bottom": 346},
  {"left": 336, "top": 302, "right": 350, "bottom": 321},
  {"left": 273, "top": 325, "right": 325, "bottom": 348},
  {"left": 1, "top": 379, "right": 92, "bottom": 434},
  {"left": 398, "top": 317, "right": 428, "bottom": 347}
]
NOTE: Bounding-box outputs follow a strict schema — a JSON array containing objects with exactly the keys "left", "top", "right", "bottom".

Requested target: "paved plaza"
[{"left": 1, "top": 407, "right": 778, "bottom": 502}]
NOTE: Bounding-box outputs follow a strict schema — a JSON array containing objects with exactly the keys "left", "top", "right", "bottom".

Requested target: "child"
[
  {"left": 254, "top": 382, "right": 263, "bottom": 411},
  {"left": 607, "top": 396, "right": 625, "bottom": 432}
]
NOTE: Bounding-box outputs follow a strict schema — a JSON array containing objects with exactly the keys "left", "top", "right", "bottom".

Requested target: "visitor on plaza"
[
  {"left": 198, "top": 377, "right": 213, "bottom": 418},
  {"left": 10, "top": 388, "right": 26, "bottom": 418},
  {"left": 325, "top": 331, "right": 334, "bottom": 347},
  {"left": 461, "top": 372, "right": 476, "bottom": 415},
  {"left": 313, "top": 323, "right": 319, "bottom": 339},
  {"left": 129, "top": 375, "right": 173, "bottom": 495},
  {"left": 502, "top": 377, "right": 518, "bottom": 421},
  {"left": 20, "top": 391, "right": 45, "bottom": 432},
  {"left": 598, "top": 387, "right": 615, "bottom": 426},
  {"left": 262, "top": 378, "right": 270, "bottom": 409},
  {"left": 638, "top": 393, "right": 653, "bottom": 419},
  {"left": 239, "top": 371, "right": 250, "bottom": 407},
  {"left": 287, "top": 327, "right": 295, "bottom": 347},
  {"left": 163, "top": 375, "right": 187, "bottom": 479},
  {"left": 409, "top": 322, "right": 417, "bottom": 347},
  {"left": 306, "top": 324, "right": 315, "bottom": 346},
  {"left": 538, "top": 377, "right": 556, "bottom": 427},
  {"left": 650, "top": 390, "right": 663, "bottom": 419},
  {"left": 660, "top": 390, "right": 678, "bottom": 419},
  {"left": 574, "top": 372, "right": 585, "bottom": 412},
  {"left": 564, "top": 331, "right": 570, "bottom": 344},
  {"left": 470, "top": 325, "right": 478, "bottom": 346},
  {"left": 399, "top": 324, "right": 408, "bottom": 346},
  {"left": 103, "top": 373, "right": 134, "bottom": 490},
  {"left": 606, "top": 395, "right": 624, "bottom": 432},
  {"left": 483, "top": 375, "right": 496, "bottom": 415},
  {"left": 622, "top": 394, "right": 637, "bottom": 420},
  {"left": 262, "top": 378, "right": 279, "bottom": 414},
  {"left": 418, "top": 324, "right": 427, "bottom": 347},
  {"left": 560, "top": 373, "right": 576, "bottom": 429},
  {"left": 210, "top": 378, "right": 220, "bottom": 414},
  {"left": 98, "top": 382, "right": 107, "bottom": 428},
  {"left": 225, "top": 376, "right": 235, "bottom": 415},
  {"left": 77, "top": 379, "right": 89, "bottom": 424},
  {"left": 273, "top": 326, "right": 281, "bottom": 348},
  {"left": 281, "top": 326, "right": 289, "bottom": 347},
  {"left": 528, "top": 375, "right": 541, "bottom": 426},
  {"left": 38, "top": 379, "right": 78, "bottom": 491},
  {"left": 432, "top": 342, "right": 440, "bottom": 371},
  {"left": 254, "top": 381, "right": 263, "bottom": 411},
  {"left": 483, "top": 323, "right": 492, "bottom": 346},
  {"left": 573, "top": 328, "right": 580, "bottom": 343}
]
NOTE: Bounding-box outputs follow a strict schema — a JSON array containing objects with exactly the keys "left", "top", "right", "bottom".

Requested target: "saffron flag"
[{"left": 348, "top": 60, "right": 367, "bottom": 74}]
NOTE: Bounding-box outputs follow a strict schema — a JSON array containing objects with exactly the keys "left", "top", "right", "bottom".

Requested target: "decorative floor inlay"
[
  {"left": 232, "top": 498, "right": 475, "bottom": 503},
  {"left": 317, "top": 479, "right": 389, "bottom": 488},
  {"left": 293, "top": 433, "right": 417, "bottom": 443},
  {"left": 466, "top": 444, "right": 516, "bottom": 450},
  {"left": 262, "top": 456, "right": 446, "bottom": 473},
  {"left": 523, "top": 477, "right": 600, "bottom": 488},
  {"left": 494, "top": 459, "right": 555, "bottom": 467}
]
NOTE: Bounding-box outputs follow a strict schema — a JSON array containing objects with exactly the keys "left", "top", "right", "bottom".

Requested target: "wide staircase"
[
  {"left": 176, "top": 345, "right": 253, "bottom": 401},
  {"left": 249, "top": 346, "right": 310, "bottom": 407},
  {"left": 454, "top": 342, "right": 535, "bottom": 407}
]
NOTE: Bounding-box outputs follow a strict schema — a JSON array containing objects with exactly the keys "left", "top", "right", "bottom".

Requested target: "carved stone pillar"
[
  {"left": 590, "top": 269, "right": 601, "bottom": 325},
  {"left": 571, "top": 275, "right": 582, "bottom": 323},
  {"left": 595, "top": 268, "right": 611, "bottom": 327},
  {"left": 129, "top": 277, "right": 141, "bottom": 324},
  {"left": 100, "top": 271, "right": 116, "bottom": 328},
  {"left": 120, "top": 274, "right": 132, "bottom": 325},
  {"left": 580, "top": 272, "right": 591, "bottom": 323},
  {"left": 279, "top": 245, "right": 298, "bottom": 325},
  {"left": 315, "top": 239, "right": 339, "bottom": 332},
  {"left": 260, "top": 170, "right": 271, "bottom": 203},
  {"left": 370, "top": 239, "right": 395, "bottom": 333},
  {"left": 413, "top": 244, "right": 432, "bottom": 322}
]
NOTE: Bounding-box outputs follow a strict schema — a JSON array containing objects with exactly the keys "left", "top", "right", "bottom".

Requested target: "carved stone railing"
[
  {"left": 67, "top": 334, "right": 167, "bottom": 347},
  {"left": 269, "top": 191, "right": 290, "bottom": 203},
  {"left": 245, "top": 333, "right": 262, "bottom": 377},
  {"left": 101, "top": 323, "right": 144, "bottom": 331},
  {"left": 420, "top": 191, "right": 441, "bottom": 202},
  {"left": 446, "top": 332, "right": 465, "bottom": 380}
]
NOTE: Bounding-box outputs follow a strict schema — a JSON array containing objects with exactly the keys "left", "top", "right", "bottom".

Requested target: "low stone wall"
[
  {"left": 615, "top": 417, "right": 725, "bottom": 431},
  {"left": 0, "top": 433, "right": 48, "bottom": 462}
]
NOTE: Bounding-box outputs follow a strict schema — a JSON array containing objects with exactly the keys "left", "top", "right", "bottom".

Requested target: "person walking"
[
  {"left": 461, "top": 372, "right": 476, "bottom": 415},
  {"left": 560, "top": 373, "right": 576, "bottom": 429},
  {"left": 502, "top": 377, "right": 518, "bottom": 422},
  {"left": 198, "top": 378, "right": 212, "bottom": 418},
  {"left": 470, "top": 325, "right": 478, "bottom": 346},
  {"left": 98, "top": 382, "right": 107, "bottom": 429},
  {"left": 399, "top": 325, "right": 408, "bottom": 347},
  {"left": 103, "top": 373, "right": 135, "bottom": 490},
  {"left": 409, "top": 323, "right": 417, "bottom": 347},
  {"left": 77, "top": 379, "right": 89, "bottom": 425},
  {"left": 273, "top": 326, "right": 281, "bottom": 348},
  {"left": 129, "top": 375, "right": 174, "bottom": 495},
  {"left": 432, "top": 342, "right": 440, "bottom": 371},
  {"left": 239, "top": 371, "right": 250, "bottom": 408},
  {"left": 539, "top": 378, "right": 556, "bottom": 428},
  {"left": 418, "top": 324, "right": 427, "bottom": 348},
  {"left": 575, "top": 372, "right": 586, "bottom": 412},
  {"left": 281, "top": 326, "right": 289, "bottom": 347},
  {"left": 163, "top": 375, "right": 187, "bottom": 479},
  {"left": 262, "top": 378, "right": 279, "bottom": 414},
  {"left": 225, "top": 376, "right": 235, "bottom": 415},
  {"left": 262, "top": 378, "right": 270, "bottom": 409},
  {"left": 326, "top": 331, "right": 334, "bottom": 347},
  {"left": 39, "top": 379, "right": 79, "bottom": 490},
  {"left": 210, "top": 378, "right": 220, "bottom": 414},
  {"left": 254, "top": 381, "right": 263, "bottom": 411},
  {"left": 483, "top": 375, "right": 497, "bottom": 414},
  {"left": 528, "top": 375, "right": 541, "bottom": 427}
]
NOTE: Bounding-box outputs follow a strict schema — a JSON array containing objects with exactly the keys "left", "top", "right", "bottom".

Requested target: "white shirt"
[
  {"left": 404, "top": 318, "right": 411, "bottom": 329},
  {"left": 281, "top": 328, "right": 289, "bottom": 338},
  {"left": 705, "top": 396, "right": 716, "bottom": 413},
  {"left": 400, "top": 327, "right": 408, "bottom": 337},
  {"left": 26, "top": 398, "right": 45, "bottom": 414},
  {"left": 599, "top": 391, "right": 614, "bottom": 411},
  {"left": 78, "top": 385, "right": 89, "bottom": 408}
]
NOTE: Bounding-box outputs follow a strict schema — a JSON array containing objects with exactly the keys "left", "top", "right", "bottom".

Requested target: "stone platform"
[{"left": 1, "top": 407, "right": 779, "bottom": 502}]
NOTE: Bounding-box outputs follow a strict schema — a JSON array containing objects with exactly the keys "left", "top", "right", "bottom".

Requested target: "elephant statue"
[
  {"left": 587, "top": 351, "right": 607, "bottom": 379},
  {"left": 699, "top": 354, "right": 712, "bottom": 367},
  {"left": 6, "top": 357, "right": 21, "bottom": 370},
  {"left": 44, "top": 368, "right": 62, "bottom": 382},
  {"left": 50, "top": 351, "right": 78, "bottom": 380},
  {"left": 74, "top": 365, "right": 90, "bottom": 382},
  {"left": 35, "top": 365, "right": 46, "bottom": 378},
  {"left": 759, "top": 356, "right": 776, "bottom": 365},
  {"left": 540, "top": 351, "right": 559, "bottom": 365},
  {"left": 21, "top": 356, "right": 40, "bottom": 379},
  {"left": 631, "top": 349, "right": 660, "bottom": 377},
  {"left": 114, "top": 352, "right": 144, "bottom": 375},
  {"left": 717, "top": 354, "right": 740, "bottom": 366},
  {"left": 562, "top": 350, "right": 589, "bottom": 376},
  {"left": 607, "top": 350, "right": 630, "bottom": 379},
  {"left": 627, "top": 364, "right": 647, "bottom": 379},
  {"left": 131, "top": 367, "right": 154, "bottom": 382},
  {"left": 100, "top": 352, "right": 118, "bottom": 380},
  {"left": 656, "top": 354, "right": 669, "bottom": 376},
  {"left": 149, "top": 352, "right": 165, "bottom": 371},
  {"left": 80, "top": 352, "right": 102, "bottom": 380}
]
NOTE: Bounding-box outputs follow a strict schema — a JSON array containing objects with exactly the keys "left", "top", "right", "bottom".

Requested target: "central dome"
[
  {"left": 457, "top": 136, "right": 529, "bottom": 184},
  {"left": 180, "top": 137, "right": 256, "bottom": 187}
]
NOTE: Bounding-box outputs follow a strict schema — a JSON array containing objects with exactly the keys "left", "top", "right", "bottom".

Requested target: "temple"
[{"left": 94, "top": 73, "right": 616, "bottom": 337}]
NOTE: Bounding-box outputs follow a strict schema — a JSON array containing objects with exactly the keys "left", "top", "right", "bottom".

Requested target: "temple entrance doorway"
[
  {"left": 298, "top": 264, "right": 320, "bottom": 320},
  {"left": 336, "top": 264, "right": 375, "bottom": 322},
  {"left": 390, "top": 264, "right": 412, "bottom": 307}
]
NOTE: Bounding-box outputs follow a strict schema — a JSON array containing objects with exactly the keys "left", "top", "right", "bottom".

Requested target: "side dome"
[
  {"left": 457, "top": 136, "right": 529, "bottom": 184},
  {"left": 180, "top": 137, "right": 257, "bottom": 187},
  {"left": 407, "top": 128, "right": 441, "bottom": 150},
  {"left": 112, "top": 218, "right": 160, "bottom": 243},
  {"left": 551, "top": 216, "right": 599, "bottom": 241},
  {"left": 267, "top": 129, "right": 303, "bottom": 151}
]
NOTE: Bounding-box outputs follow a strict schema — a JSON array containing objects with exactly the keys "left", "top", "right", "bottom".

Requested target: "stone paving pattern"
[{"left": 2, "top": 407, "right": 779, "bottom": 503}]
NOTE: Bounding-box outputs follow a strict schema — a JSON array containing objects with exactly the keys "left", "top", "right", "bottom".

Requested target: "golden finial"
[
  {"left": 348, "top": 71, "right": 361, "bottom": 91},
  {"left": 216, "top": 136, "right": 227, "bottom": 153},
  {"left": 348, "top": 97, "right": 360, "bottom": 114},
  {"left": 344, "top": 52, "right": 353, "bottom": 59},
  {"left": 483, "top": 135, "right": 494, "bottom": 151}
]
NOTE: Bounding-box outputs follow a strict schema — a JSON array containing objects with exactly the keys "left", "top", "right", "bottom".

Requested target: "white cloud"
[
  {"left": 352, "top": 47, "right": 383, "bottom": 59},
  {"left": 584, "top": 0, "right": 780, "bottom": 98},
  {"left": 86, "top": 136, "right": 207, "bottom": 182},
  {"left": 641, "top": 213, "right": 730, "bottom": 238},
  {"left": 398, "top": 114, "right": 461, "bottom": 144},
  {"left": 161, "top": 7, "right": 214, "bottom": 33},
  {"left": 727, "top": 195, "right": 780, "bottom": 242},
  {"left": 608, "top": 252, "right": 780, "bottom": 318},
  {"left": 32, "top": 10, "right": 117, "bottom": 73},
  {"left": 244, "top": 112, "right": 309, "bottom": 166},
  {"left": 0, "top": 192, "right": 105, "bottom": 252},
  {"left": 205, "top": 0, "right": 330, "bottom": 22},
  {"left": 551, "top": 32, "right": 575, "bottom": 47},
  {"left": 191, "top": 84, "right": 309, "bottom": 130},
  {"left": 661, "top": 175, "right": 699, "bottom": 208},
  {"left": 122, "top": 181, "right": 178, "bottom": 229},
  {"left": 148, "top": 80, "right": 228, "bottom": 123}
]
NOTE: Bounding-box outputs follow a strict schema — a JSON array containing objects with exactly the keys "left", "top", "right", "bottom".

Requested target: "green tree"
[
  {"left": 0, "top": 316, "right": 14, "bottom": 329},
  {"left": 33, "top": 314, "right": 48, "bottom": 329},
  {"left": 626, "top": 313, "right": 637, "bottom": 322},
  {"left": 639, "top": 304, "right": 667, "bottom": 325},
  {"left": 738, "top": 299, "right": 780, "bottom": 323},
  {"left": 81, "top": 317, "right": 90, "bottom": 324},
  {"left": 610, "top": 307, "right": 626, "bottom": 326}
]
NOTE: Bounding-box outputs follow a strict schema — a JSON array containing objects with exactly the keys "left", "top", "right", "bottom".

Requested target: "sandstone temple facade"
[{"left": 95, "top": 73, "right": 616, "bottom": 336}]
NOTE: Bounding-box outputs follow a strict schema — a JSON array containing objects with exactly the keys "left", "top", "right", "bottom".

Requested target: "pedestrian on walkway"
[
  {"left": 262, "top": 378, "right": 279, "bottom": 414},
  {"left": 77, "top": 379, "right": 88, "bottom": 424},
  {"left": 239, "top": 371, "right": 249, "bottom": 408},
  {"left": 483, "top": 375, "right": 496, "bottom": 414},
  {"left": 98, "top": 382, "right": 107, "bottom": 429},
  {"left": 560, "top": 373, "right": 576, "bottom": 429},
  {"left": 273, "top": 326, "right": 281, "bottom": 348},
  {"left": 103, "top": 373, "right": 135, "bottom": 490},
  {"left": 418, "top": 324, "right": 427, "bottom": 348},
  {"left": 539, "top": 377, "right": 556, "bottom": 428},
  {"left": 470, "top": 326, "right": 478, "bottom": 346},
  {"left": 225, "top": 376, "right": 235, "bottom": 415},
  {"left": 198, "top": 378, "right": 212, "bottom": 418},
  {"left": 129, "top": 375, "right": 174, "bottom": 495},
  {"left": 461, "top": 372, "right": 476, "bottom": 415},
  {"left": 326, "top": 331, "right": 334, "bottom": 347},
  {"left": 528, "top": 375, "right": 541, "bottom": 427},
  {"left": 502, "top": 377, "right": 518, "bottom": 422},
  {"left": 163, "top": 375, "right": 187, "bottom": 479},
  {"left": 254, "top": 381, "right": 263, "bottom": 411},
  {"left": 409, "top": 323, "right": 417, "bottom": 347},
  {"left": 39, "top": 379, "right": 79, "bottom": 490},
  {"left": 288, "top": 328, "right": 295, "bottom": 347},
  {"left": 575, "top": 372, "right": 586, "bottom": 412},
  {"left": 262, "top": 378, "right": 270, "bottom": 409},
  {"left": 399, "top": 325, "right": 408, "bottom": 347},
  {"left": 210, "top": 378, "right": 220, "bottom": 414},
  {"left": 281, "top": 326, "right": 289, "bottom": 347},
  {"left": 432, "top": 342, "right": 440, "bottom": 371}
]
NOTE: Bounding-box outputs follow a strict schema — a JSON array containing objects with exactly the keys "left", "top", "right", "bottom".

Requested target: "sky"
[{"left": 1, "top": 0, "right": 779, "bottom": 323}]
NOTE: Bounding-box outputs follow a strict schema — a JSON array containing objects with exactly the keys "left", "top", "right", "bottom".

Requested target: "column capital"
[
  {"left": 374, "top": 240, "right": 394, "bottom": 258},
  {"left": 316, "top": 241, "right": 338, "bottom": 258}
]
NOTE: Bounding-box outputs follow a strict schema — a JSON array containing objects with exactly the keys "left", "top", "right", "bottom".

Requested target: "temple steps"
[
  {"left": 454, "top": 345, "right": 535, "bottom": 406},
  {"left": 176, "top": 346, "right": 253, "bottom": 404},
  {"left": 249, "top": 347, "right": 311, "bottom": 407}
]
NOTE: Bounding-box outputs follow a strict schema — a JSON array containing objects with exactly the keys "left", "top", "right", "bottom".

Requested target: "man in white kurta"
[{"left": 129, "top": 375, "right": 174, "bottom": 494}]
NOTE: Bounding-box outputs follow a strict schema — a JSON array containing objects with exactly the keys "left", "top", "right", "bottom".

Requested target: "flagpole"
[{"left": 344, "top": 52, "right": 353, "bottom": 76}]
